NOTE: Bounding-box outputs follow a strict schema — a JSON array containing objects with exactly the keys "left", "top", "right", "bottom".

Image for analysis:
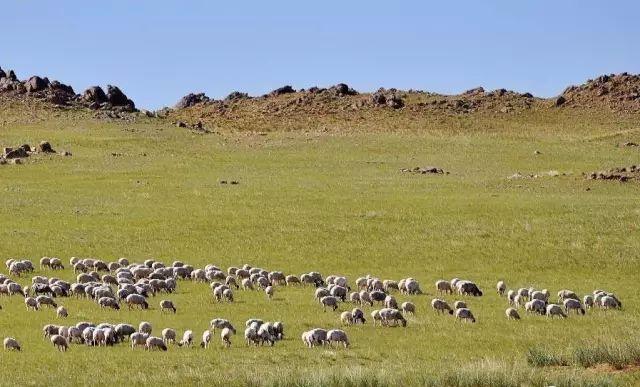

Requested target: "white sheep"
[
  {"left": 130, "top": 332, "right": 149, "bottom": 349},
  {"left": 340, "top": 311, "right": 354, "bottom": 325},
  {"left": 25, "top": 297, "right": 38, "bottom": 311},
  {"left": 221, "top": 327, "right": 234, "bottom": 348},
  {"left": 563, "top": 299, "right": 585, "bottom": 315},
  {"left": 358, "top": 291, "right": 373, "bottom": 306},
  {"left": 557, "top": 289, "right": 579, "bottom": 303},
  {"left": 496, "top": 281, "right": 506, "bottom": 296},
  {"left": 401, "top": 302, "right": 416, "bottom": 315},
  {"left": 145, "top": 336, "right": 168, "bottom": 351},
  {"left": 50, "top": 334, "right": 68, "bottom": 351},
  {"left": 583, "top": 295, "right": 594, "bottom": 309},
  {"left": 326, "top": 329, "right": 349, "bottom": 348},
  {"left": 178, "top": 330, "right": 193, "bottom": 347},
  {"left": 431, "top": 298, "right": 453, "bottom": 315},
  {"left": 139, "top": 321, "right": 153, "bottom": 335},
  {"left": 159, "top": 299, "right": 176, "bottom": 313},
  {"left": 162, "top": 328, "right": 177, "bottom": 344},
  {"left": 3, "top": 337, "right": 20, "bottom": 351},
  {"left": 546, "top": 304, "right": 567, "bottom": 318},
  {"left": 370, "top": 310, "right": 382, "bottom": 326},
  {"left": 320, "top": 296, "right": 339, "bottom": 311},
  {"left": 200, "top": 330, "right": 211, "bottom": 348},
  {"left": 507, "top": 289, "right": 516, "bottom": 306},
  {"left": 525, "top": 299, "right": 546, "bottom": 315},
  {"left": 454, "top": 308, "right": 476, "bottom": 323},
  {"left": 56, "top": 306, "right": 68, "bottom": 318},
  {"left": 265, "top": 286, "right": 274, "bottom": 299},
  {"left": 600, "top": 295, "right": 622, "bottom": 309},
  {"left": 505, "top": 307, "right": 520, "bottom": 320},
  {"left": 435, "top": 280, "right": 453, "bottom": 294}
]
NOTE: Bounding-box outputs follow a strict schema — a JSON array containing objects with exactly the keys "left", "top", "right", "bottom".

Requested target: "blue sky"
[{"left": 1, "top": 1, "right": 638, "bottom": 109}]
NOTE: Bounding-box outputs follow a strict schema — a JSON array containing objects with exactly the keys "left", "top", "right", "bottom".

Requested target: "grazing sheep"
[
  {"left": 557, "top": 289, "right": 579, "bottom": 303},
  {"left": 40, "top": 257, "right": 51, "bottom": 269},
  {"left": 51, "top": 335, "right": 68, "bottom": 351},
  {"left": 517, "top": 288, "right": 529, "bottom": 301},
  {"left": 564, "top": 299, "right": 586, "bottom": 315},
  {"left": 265, "top": 286, "right": 274, "bottom": 299},
  {"left": 285, "top": 275, "right": 301, "bottom": 286},
  {"left": 330, "top": 285, "right": 348, "bottom": 302},
  {"left": 546, "top": 304, "right": 567, "bottom": 318},
  {"left": 93, "top": 329, "right": 106, "bottom": 347},
  {"left": 36, "top": 295, "right": 57, "bottom": 309},
  {"left": 98, "top": 297, "right": 120, "bottom": 310},
  {"left": 431, "top": 298, "right": 454, "bottom": 315},
  {"left": 301, "top": 330, "right": 313, "bottom": 348},
  {"left": 530, "top": 291, "right": 548, "bottom": 302},
  {"left": 223, "top": 288, "right": 234, "bottom": 302},
  {"left": 513, "top": 294, "right": 524, "bottom": 308},
  {"left": 162, "top": 328, "right": 177, "bottom": 344},
  {"left": 507, "top": 290, "right": 516, "bottom": 306},
  {"left": 371, "top": 310, "right": 382, "bottom": 326},
  {"left": 384, "top": 295, "right": 398, "bottom": 309},
  {"left": 320, "top": 296, "right": 339, "bottom": 311},
  {"left": 244, "top": 327, "right": 260, "bottom": 346},
  {"left": 43, "top": 324, "right": 60, "bottom": 338},
  {"left": 3, "top": 337, "right": 20, "bottom": 351},
  {"left": 139, "top": 322, "right": 153, "bottom": 335},
  {"left": 56, "top": 306, "right": 68, "bottom": 318},
  {"left": 349, "top": 292, "right": 360, "bottom": 303},
  {"left": 50, "top": 258, "right": 64, "bottom": 270},
  {"left": 326, "top": 329, "right": 349, "bottom": 348},
  {"left": 130, "top": 332, "right": 149, "bottom": 349},
  {"left": 496, "top": 281, "right": 506, "bottom": 296},
  {"left": 159, "top": 300, "right": 176, "bottom": 313},
  {"left": 145, "top": 336, "right": 168, "bottom": 351},
  {"left": 315, "top": 288, "right": 330, "bottom": 302},
  {"left": 401, "top": 302, "right": 416, "bottom": 315},
  {"left": 221, "top": 327, "right": 234, "bottom": 348},
  {"left": 126, "top": 294, "right": 149, "bottom": 310},
  {"left": 200, "top": 330, "right": 211, "bottom": 348},
  {"left": 505, "top": 307, "right": 520, "bottom": 320},
  {"left": 453, "top": 301, "right": 467, "bottom": 310},
  {"left": 358, "top": 291, "right": 373, "bottom": 306},
  {"left": 458, "top": 281, "right": 483, "bottom": 297},
  {"left": 210, "top": 319, "right": 235, "bottom": 334},
  {"left": 525, "top": 299, "right": 546, "bottom": 315},
  {"left": 584, "top": 295, "right": 594, "bottom": 309},
  {"left": 178, "top": 330, "right": 193, "bottom": 347},
  {"left": 25, "top": 297, "right": 38, "bottom": 311},
  {"left": 454, "top": 308, "right": 476, "bottom": 323},
  {"left": 379, "top": 308, "right": 407, "bottom": 327},
  {"left": 600, "top": 295, "right": 622, "bottom": 310},
  {"left": 352, "top": 308, "right": 366, "bottom": 324},
  {"left": 404, "top": 278, "right": 422, "bottom": 294},
  {"left": 340, "top": 311, "right": 354, "bottom": 325},
  {"left": 307, "top": 328, "right": 328, "bottom": 347},
  {"left": 383, "top": 280, "right": 399, "bottom": 292},
  {"left": 436, "top": 280, "right": 453, "bottom": 295}
]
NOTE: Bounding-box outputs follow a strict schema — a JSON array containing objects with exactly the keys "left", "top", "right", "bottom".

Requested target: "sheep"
[
  {"left": 496, "top": 281, "right": 506, "bottom": 296},
  {"left": 383, "top": 280, "right": 399, "bottom": 292},
  {"left": 160, "top": 299, "right": 176, "bottom": 313},
  {"left": 507, "top": 289, "right": 516, "bottom": 306},
  {"left": 370, "top": 310, "right": 382, "bottom": 326},
  {"left": 56, "top": 306, "right": 68, "bottom": 318},
  {"left": 130, "top": 332, "right": 149, "bottom": 349},
  {"left": 340, "top": 311, "right": 354, "bottom": 325},
  {"left": 93, "top": 329, "right": 106, "bottom": 347},
  {"left": 25, "top": 297, "right": 38, "bottom": 311},
  {"left": 307, "top": 328, "right": 328, "bottom": 347},
  {"left": 431, "top": 298, "right": 454, "bottom": 315},
  {"left": 257, "top": 323, "right": 277, "bottom": 346},
  {"left": 349, "top": 292, "right": 360, "bottom": 304},
  {"left": 178, "top": 330, "right": 193, "bottom": 347},
  {"left": 51, "top": 334, "right": 69, "bottom": 351},
  {"left": 405, "top": 278, "right": 422, "bottom": 294},
  {"left": 301, "top": 330, "right": 313, "bottom": 348},
  {"left": 315, "top": 288, "right": 330, "bottom": 302},
  {"left": 50, "top": 258, "right": 64, "bottom": 270},
  {"left": 221, "top": 327, "right": 234, "bottom": 348},
  {"left": 453, "top": 301, "right": 467, "bottom": 310},
  {"left": 546, "top": 304, "right": 567, "bottom": 318},
  {"left": 244, "top": 327, "right": 260, "bottom": 346},
  {"left": 115, "top": 324, "right": 136, "bottom": 342},
  {"left": 210, "top": 319, "right": 235, "bottom": 334},
  {"left": 557, "top": 289, "right": 579, "bottom": 303},
  {"left": 98, "top": 297, "right": 120, "bottom": 310},
  {"left": 330, "top": 285, "right": 348, "bottom": 302},
  {"left": 530, "top": 291, "right": 548, "bottom": 302},
  {"left": 564, "top": 299, "right": 586, "bottom": 315},
  {"left": 384, "top": 295, "right": 398, "bottom": 309},
  {"left": 525, "top": 299, "right": 546, "bottom": 315},
  {"left": 126, "top": 294, "right": 149, "bottom": 310},
  {"left": 401, "top": 302, "right": 416, "bottom": 315},
  {"left": 600, "top": 295, "right": 622, "bottom": 310},
  {"left": 454, "top": 308, "right": 476, "bottom": 323},
  {"left": 139, "top": 322, "right": 153, "bottom": 335},
  {"left": 272, "top": 322, "right": 284, "bottom": 340},
  {"left": 326, "top": 329, "right": 349, "bottom": 348},
  {"left": 379, "top": 308, "right": 407, "bottom": 327},
  {"left": 320, "top": 296, "right": 339, "bottom": 311},
  {"left": 43, "top": 324, "right": 60, "bottom": 338},
  {"left": 435, "top": 280, "right": 453, "bottom": 295},
  {"left": 3, "top": 337, "right": 20, "bottom": 351},
  {"left": 36, "top": 295, "right": 57, "bottom": 309},
  {"left": 200, "top": 330, "right": 212, "bottom": 348},
  {"left": 352, "top": 308, "right": 366, "bottom": 324},
  {"left": 68, "top": 327, "right": 82, "bottom": 344},
  {"left": 82, "top": 327, "right": 95, "bottom": 346},
  {"left": 40, "top": 257, "right": 51, "bottom": 269},
  {"left": 516, "top": 288, "right": 529, "bottom": 301},
  {"left": 265, "top": 286, "right": 274, "bottom": 299},
  {"left": 223, "top": 288, "right": 234, "bottom": 302},
  {"left": 584, "top": 295, "right": 594, "bottom": 309},
  {"left": 458, "top": 281, "right": 483, "bottom": 297},
  {"left": 162, "top": 328, "right": 177, "bottom": 344},
  {"left": 513, "top": 294, "right": 524, "bottom": 308},
  {"left": 370, "top": 290, "right": 387, "bottom": 304},
  {"left": 145, "top": 336, "right": 168, "bottom": 351},
  {"left": 505, "top": 307, "right": 520, "bottom": 320},
  {"left": 358, "top": 291, "right": 373, "bottom": 306}
]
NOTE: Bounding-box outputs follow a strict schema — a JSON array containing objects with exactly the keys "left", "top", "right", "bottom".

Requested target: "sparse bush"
[{"left": 527, "top": 346, "right": 569, "bottom": 367}]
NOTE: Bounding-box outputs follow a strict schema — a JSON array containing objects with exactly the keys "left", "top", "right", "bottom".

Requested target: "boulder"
[
  {"left": 37, "top": 141, "right": 55, "bottom": 153},
  {"left": 330, "top": 83, "right": 358, "bottom": 96},
  {"left": 107, "top": 85, "right": 131, "bottom": 106},
  {"left": 225, "top": 91, "right": 249, "bottom": 101},
  {"left": 270, "top": 85, "right": 295, "bottom": 96},
  {"left": 49, "top": 81, "right": 75, "bottom": 95},
  {"left": 83, "top": 86, "right": 108, "bottom": 104},
  {"left": 0, "top": 67, "right": 5, "bottom": 79},
  {"left": 175, "top": 93, "right": 209, "bottom": 109},
  {"left": 24, "top": 76, "right": 49, "bottom": 93},
  {"left": 7, "top": 70, "right": 17, "bottom": 81},
  {"left": 555, "top": 96, "right": 566, "bottom": 107}
]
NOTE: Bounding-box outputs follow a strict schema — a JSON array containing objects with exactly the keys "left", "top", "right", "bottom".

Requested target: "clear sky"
[{"left": 1, "top": 1, "right": 638, "bottom": 109}]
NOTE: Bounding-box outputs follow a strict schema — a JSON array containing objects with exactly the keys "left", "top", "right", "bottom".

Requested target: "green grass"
[{"left": 0, "top": 107, "right": 640, "bottom": 385}]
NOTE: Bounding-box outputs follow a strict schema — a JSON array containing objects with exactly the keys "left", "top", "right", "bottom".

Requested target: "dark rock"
[
  {"left": 0, "top": 67, "right": 6, "bottom": 79},
  {"left": 37, "top": 141, "right": 55, "bottom": 153},
  {"left": 107, "top": 85, "right": 130, "bottom": 106},
  {"left": 8, "top": 70, "right": 17, "bottom": 81},
  {"left": 49, "top": 80, "right": 75, "bottom": 95},
  {"left": 330, "top": 83, "right": 358, "bottom": 96},
  {"left": 225, "top": 91, "right": 249, "bottom": 101},
  {"left": 24, "top": 76, "right": 50, "bottom": 93},
  {"left": 270, "top": 85, "right": 296, "bottom": 96},
  {"left": 175, "top": 93, "right": 209, "bottom": 109},
  {"left": 176, "top": 121, "right": 187, "bottom": 128},
  {"left": 463, "top": 87, "right": 485, "bottom": 95},
  {"left": 555, "top": 96, "right": 566, "bottom": 107},
  {"left": 83, "top": 86, "right": 108, "bottom": 104},
  {"left": 522, "top": 92, "right": 533, "bottom": 98}
]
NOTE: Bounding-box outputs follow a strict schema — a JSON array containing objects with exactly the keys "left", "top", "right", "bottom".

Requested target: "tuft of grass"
[
  {"left": 573, "top": 341, "right": 640, "bottom": 370},
  {"left": 527, "top": 346, "right": 570, "bottom": 367}
]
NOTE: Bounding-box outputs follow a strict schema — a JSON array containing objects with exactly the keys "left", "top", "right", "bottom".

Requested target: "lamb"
[
  {"left": 200, "top": 330, "right": 211, "bottom": 348},
  {"left": 159, "top": 299, "right": 177, "bottom": 313},
  {"left": 436, "top": 280, "right": 453, "bottom": 295},
  {"left": 25, "top": 297, "right": 38, "bottom": 311},
  {"left": 3, "top": 337, "right": 20, "bottom": 351},
  {"left": 496, "top": 280, "right": 506, "bottom": 296},
  {"left": 265, "top": 286, "right": 274, "bottom": 299},
  {"left": 56, "top": 306, "right": 68, "bottom": 318},
  {"left": 320, "top": 296, "right": 339, "bottom": 311},
  {"left": 51, "top": 334, "right": 69, "bottom": 351},
  {"left": 401, "top": 302, "right": 416, "bottom": 315},
  {"left": 379, "top": 308, "right": 407, "bottom": 327},
  {"left": 564, "top": 299, "right": 586, "bottom": 315},
  {"left": 454, "top": 308, "right": 476, "bottom": 323},
  {"left": 340, "top": 311, "right": 354, "bottom": 325},
  {"left": 178, "top": 330, "right": 193, "bottom": 347},
  {"left": 453, "top": 301, "right": 467, "bottom": 310},
  {"left": 130, "top": 332, "right": 149, "bottom": 349},
  {"left": 546, "top": 304, "right": 567, "bottom": 318},
  {"left": 326, "top": 329, "right": 349, "bottom": 348},
  {"left": 126, "top": 294, "right": 149, "bottom": 310},
  {"left": 139, "top": 322, "right": 153, "bottom": 335},
  {"left": 431, "top": 298, "right": 454, "bottom": 315},
  {"left": 221, "top": 327, "right": 234, "bottom": 348},
  {"left": 145, "top": 336, "right": 168, "bottom": 351},
  {"left": 505, "top": 307, "right": 520, "bottom": 320},
  {"left": 162, "top": 328, "right": 177, "bottom": 344}
]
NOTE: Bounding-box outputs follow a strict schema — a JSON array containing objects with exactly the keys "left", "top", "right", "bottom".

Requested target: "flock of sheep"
[{"left": 0, "top": 256, "right": 625, "bottom": 352}]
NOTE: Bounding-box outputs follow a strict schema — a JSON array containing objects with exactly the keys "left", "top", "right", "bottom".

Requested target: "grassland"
[{"left": 0, "top": 104, "right": 639, "bottom": 386}]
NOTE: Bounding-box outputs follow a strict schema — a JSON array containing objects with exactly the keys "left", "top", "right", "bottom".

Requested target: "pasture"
[{"left": 0, "top": 109, "right": 639, "bottom": 386}]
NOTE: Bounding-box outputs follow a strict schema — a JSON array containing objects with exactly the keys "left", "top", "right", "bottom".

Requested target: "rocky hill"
[{"left": 556, "top": 73, "right": 640, "bottom": 112}]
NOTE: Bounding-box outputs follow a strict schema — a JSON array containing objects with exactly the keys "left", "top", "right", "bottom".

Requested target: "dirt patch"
[
  {"left": 508, "top": 170, "right": 571, "bottom": 180},
  {"left": 586, "top": 363, "right": 640, "bottom": 374},
  {"left": 401, "top": 166, "right": 449, "bottom": 175},
  {"left": 584, "top": 165, "right": 640, "bottom": 182}
]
